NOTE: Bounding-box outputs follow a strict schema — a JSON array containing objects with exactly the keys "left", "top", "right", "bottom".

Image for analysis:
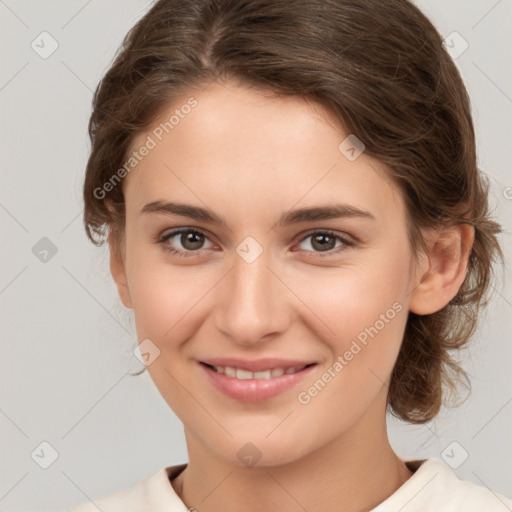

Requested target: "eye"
[
  {"left": 157, "top": 228, "right": 356, "bottom": 258},
  {"left": 158, "top": 228, "right": 215, "bottom": 256},
  {"left": 295, "top": 230, "right": 354, "bottom": 256}
]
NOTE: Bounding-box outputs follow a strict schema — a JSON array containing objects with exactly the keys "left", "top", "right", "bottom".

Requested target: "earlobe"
[
  {"left": 409, "top": 223, "right": 475, "bottom": 315},
  {"left": 108, "top": 229, "right": 133, "bottom": 309}
]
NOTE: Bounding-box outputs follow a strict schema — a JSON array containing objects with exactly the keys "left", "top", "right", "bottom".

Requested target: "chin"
[{"left": 213, "top": 433, "right": 315, "bottom": 469}]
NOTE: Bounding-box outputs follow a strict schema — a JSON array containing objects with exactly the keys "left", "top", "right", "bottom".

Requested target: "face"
[{"left": 113, "top": 80, "right": 422, "bottom": 467}]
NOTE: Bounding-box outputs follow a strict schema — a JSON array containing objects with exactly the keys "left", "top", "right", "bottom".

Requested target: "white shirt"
[{"left": 66, "top": 458, "right": 512, "bottom": 511}]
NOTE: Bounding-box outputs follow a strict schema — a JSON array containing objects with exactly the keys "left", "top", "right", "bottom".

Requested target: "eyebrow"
[{"left": 140, "top": 200, "right": 375, "bottom": 226}]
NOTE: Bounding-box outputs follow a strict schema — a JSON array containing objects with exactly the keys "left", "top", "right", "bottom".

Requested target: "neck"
[{"left": 172, "top": 402, "right": 413, "bottom": 512}]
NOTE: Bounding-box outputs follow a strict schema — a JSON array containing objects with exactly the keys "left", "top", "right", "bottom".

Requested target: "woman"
[{"left": 70, "top": 0, "right": 511, "bottom": 510}]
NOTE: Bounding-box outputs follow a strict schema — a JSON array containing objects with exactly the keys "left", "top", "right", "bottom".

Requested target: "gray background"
[{"left": 0, "top": 1, "right": 511, "bottom": 510}]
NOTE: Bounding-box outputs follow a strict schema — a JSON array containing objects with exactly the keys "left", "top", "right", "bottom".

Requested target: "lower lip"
[{"left": 200, "top": 362, "right": 317, "bottom": 402}]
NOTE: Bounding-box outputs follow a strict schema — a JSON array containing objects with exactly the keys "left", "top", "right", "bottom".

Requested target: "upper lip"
[{"left": 200, "top": 358, "right": 316, "bottom": 372}]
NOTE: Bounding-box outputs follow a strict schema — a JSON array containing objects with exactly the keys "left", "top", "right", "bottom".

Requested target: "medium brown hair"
[{"left": 83, "top": 0, "right": 503, "bottom": 423}]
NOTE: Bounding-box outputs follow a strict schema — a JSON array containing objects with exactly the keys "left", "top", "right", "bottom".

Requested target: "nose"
[{"left": 213, "top": 246, "right": 291, "bottom": 346}]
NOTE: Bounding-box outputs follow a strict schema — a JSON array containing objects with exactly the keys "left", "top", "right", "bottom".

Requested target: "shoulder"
[
  {"left": 373, "top": 458, "right": 512, "bottom": 512},
  {"left": 66, "top": 464, "right": 188, "bottom": 512}
]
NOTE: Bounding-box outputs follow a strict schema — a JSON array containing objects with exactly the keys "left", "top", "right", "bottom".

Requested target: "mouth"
[
  {"left": 198, "top": 360, "right": 318, "bottom": 402},
  {"left": 200, "top": 362, "right": 316, "bottom": 380}
]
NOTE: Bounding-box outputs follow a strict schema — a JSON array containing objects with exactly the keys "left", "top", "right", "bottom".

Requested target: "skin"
[{"left": 109, "top": 79, "right": 474, "bottom": 511}]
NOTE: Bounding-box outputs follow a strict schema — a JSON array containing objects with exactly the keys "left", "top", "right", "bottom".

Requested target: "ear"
[
  {"left": 409, "top": 223, "right": 475, "bottom": 315},
  {"left": 108, "top": 228, "right": 133, "bottom": 309}
]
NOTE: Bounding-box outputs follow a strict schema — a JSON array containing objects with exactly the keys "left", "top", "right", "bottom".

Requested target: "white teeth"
[
  {"left": 236, "top": 369, "right": 253, "bottom": 380},
  {"left": 271, "top": 367, "right": 285, "bottom": 378},
  {"left": 210, "top": 364, "right": 308, "bottom": 379},
  {"left": 254, "top": 370, "right": 272, "bottom": 379},
  {"left": 224, "top": 366, "right": 236, "bottom": 378}
]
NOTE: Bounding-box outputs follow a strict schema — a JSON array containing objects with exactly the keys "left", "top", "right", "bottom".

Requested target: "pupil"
[
  {"left": 312, "top": 234, "right": 335, "bottom": 252},
  {"left": 182, "top": 232, "right": 203, "bottom": 250}
]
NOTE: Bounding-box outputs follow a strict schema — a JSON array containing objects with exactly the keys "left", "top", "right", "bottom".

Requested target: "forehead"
[{"left": 124, "top": 82, "right": 405, "bottom": 227}]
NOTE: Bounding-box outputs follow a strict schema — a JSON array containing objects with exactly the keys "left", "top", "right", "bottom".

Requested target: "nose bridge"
[{"left": 214, "top": 244, "right": 288, "bottom": 344}]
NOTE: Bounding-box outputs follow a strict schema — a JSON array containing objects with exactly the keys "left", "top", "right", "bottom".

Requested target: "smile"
[
  {"left": 199, "top": 361, "right": 317, "bottom": 402},
  {"left": 207, "top": 364, "right": 310, "bottom": 380}
]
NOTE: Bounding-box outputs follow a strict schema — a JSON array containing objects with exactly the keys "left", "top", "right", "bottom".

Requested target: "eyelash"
[{"left": 157, "top": 228, "right": 356, "bottom": 258}]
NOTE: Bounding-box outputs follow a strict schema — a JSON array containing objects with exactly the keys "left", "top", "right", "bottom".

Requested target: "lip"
[{"left": 199, "top": 360, "right": 317, "bottom": 402}]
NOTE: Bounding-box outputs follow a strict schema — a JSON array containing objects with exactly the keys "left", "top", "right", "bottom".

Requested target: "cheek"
[
  {"left": 293, "top": 273, "right": 409, "bottom": 440},
  {"left": 289, "top": 249, "right": 411, "bottom": 405},
  {"left": 125, "top": 248, "right": 198, "bottom": 339},
  {"left": 290, "top": 250, "right": 411, "bottom": 345}
]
